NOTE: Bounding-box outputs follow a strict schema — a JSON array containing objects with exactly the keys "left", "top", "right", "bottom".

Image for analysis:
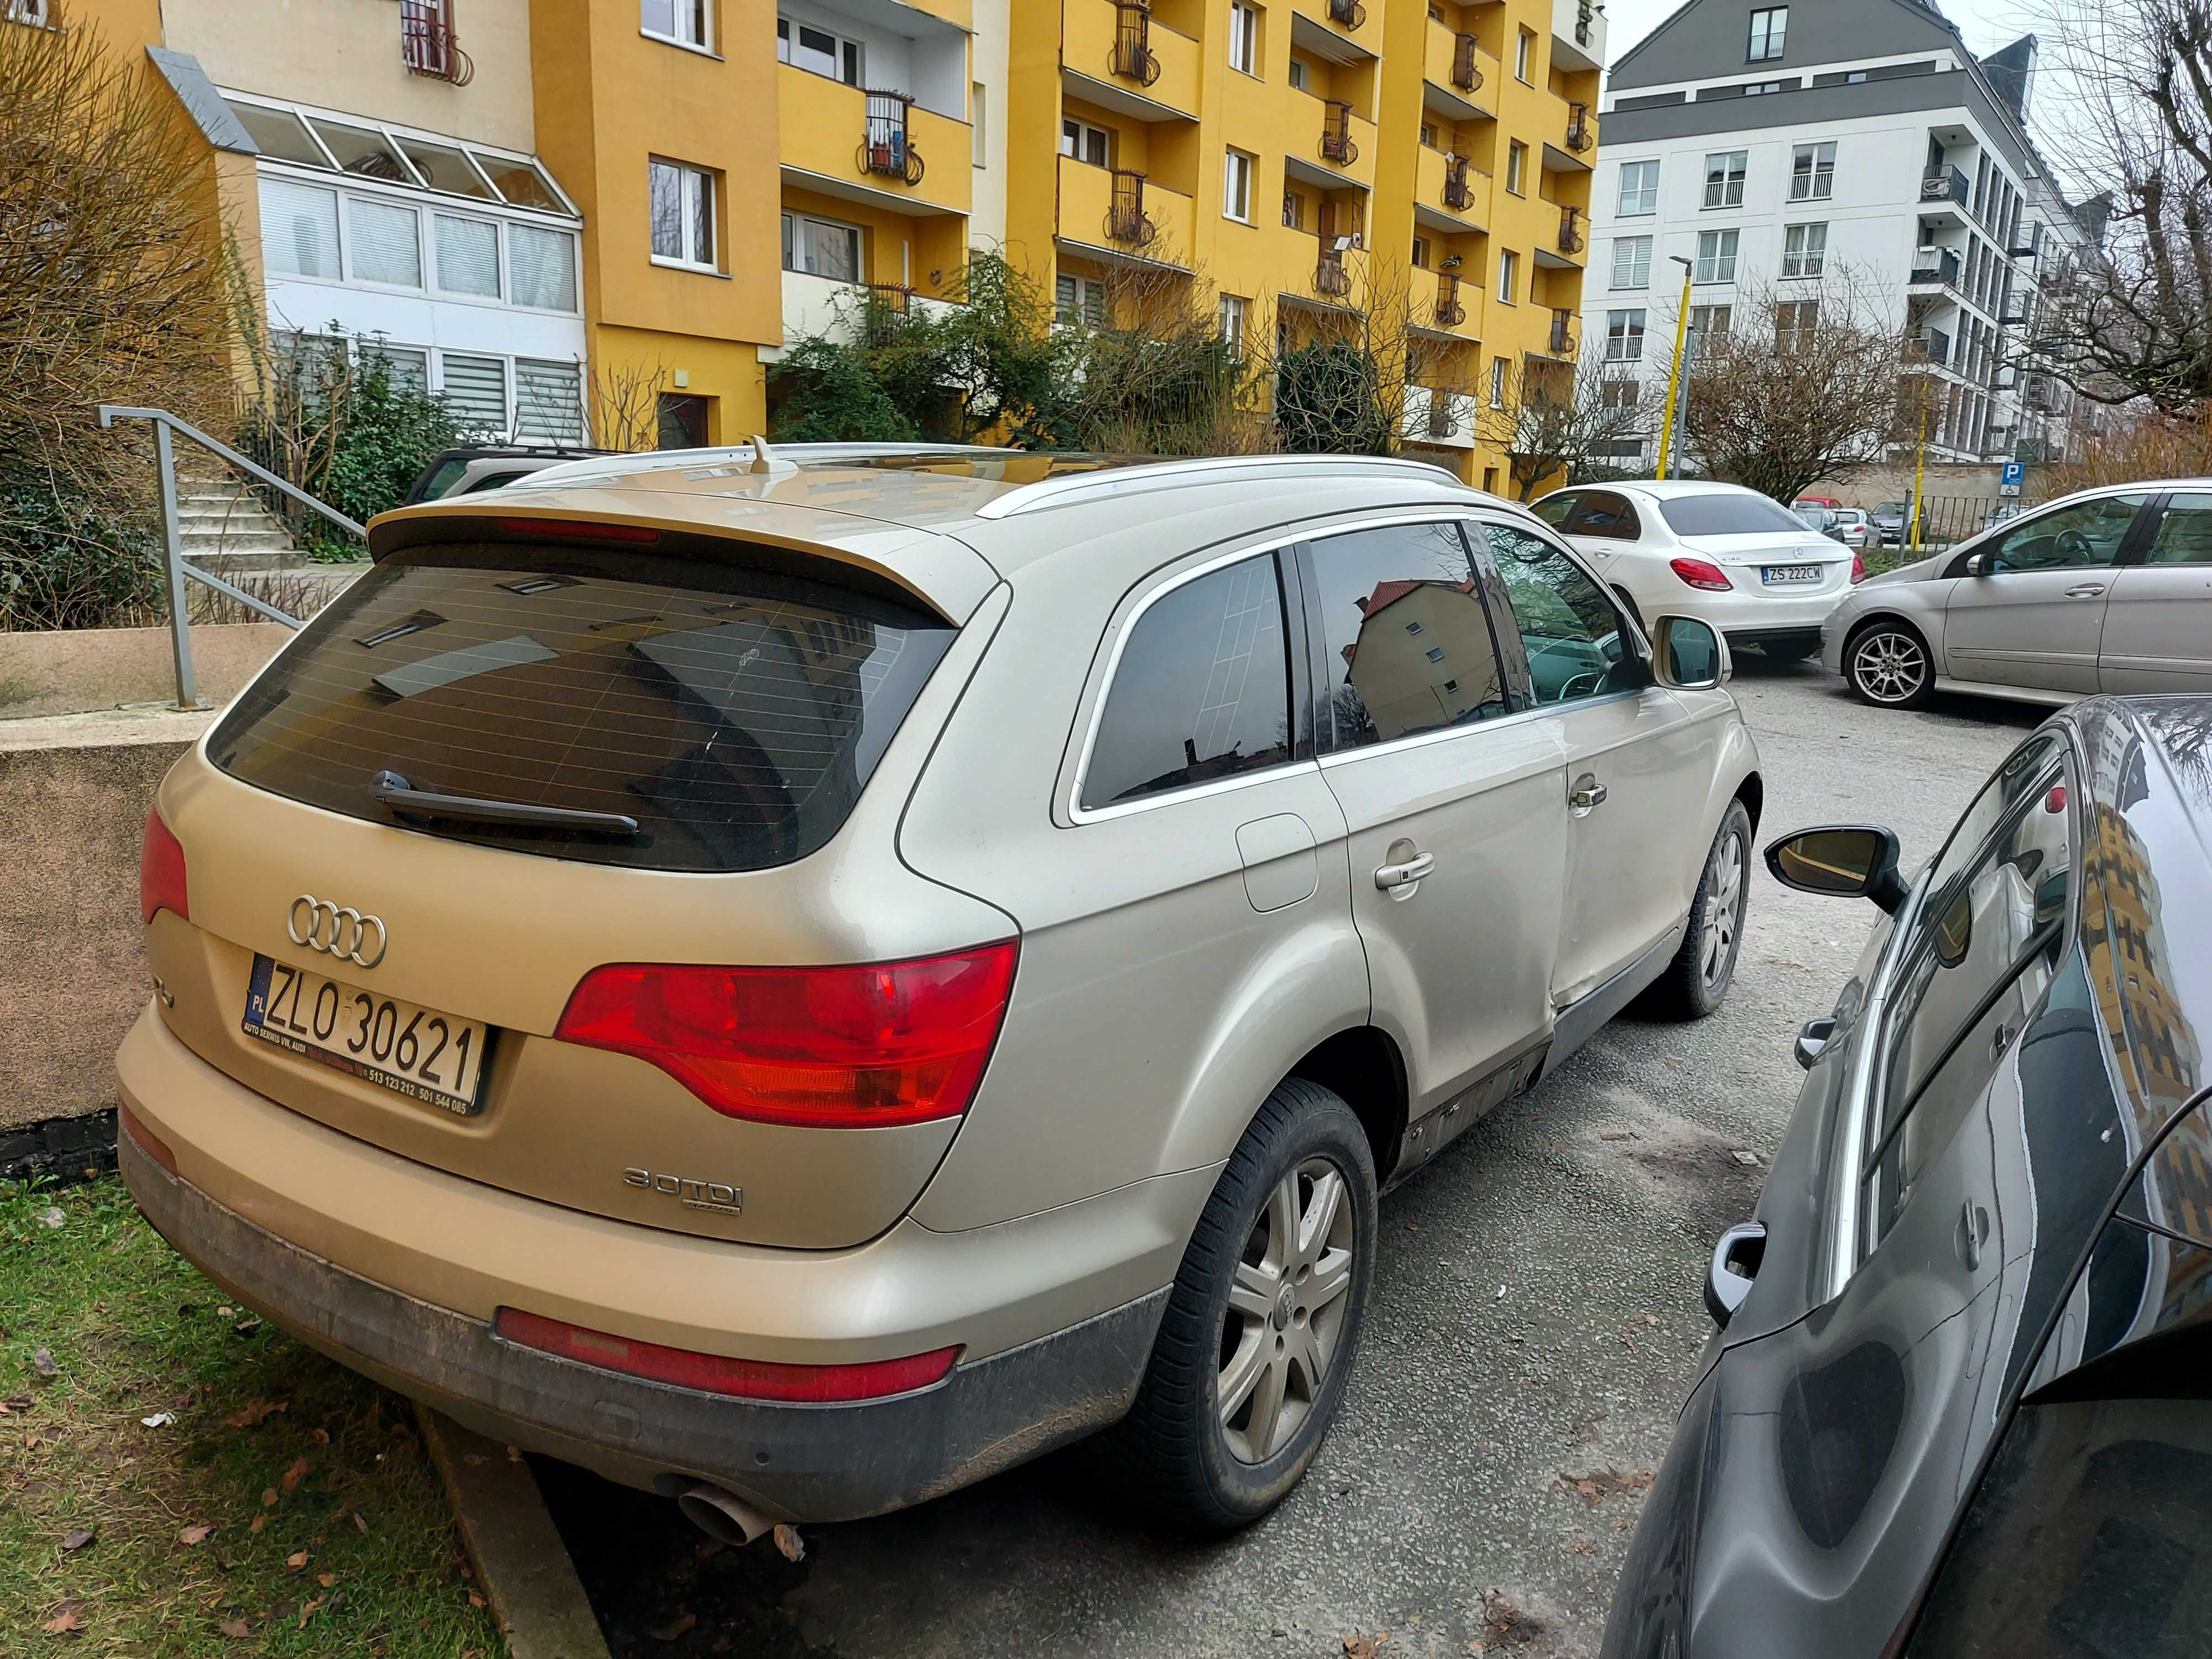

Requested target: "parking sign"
[{"left": 2000, "top": 460, "right": 2025, "bottom": 498}]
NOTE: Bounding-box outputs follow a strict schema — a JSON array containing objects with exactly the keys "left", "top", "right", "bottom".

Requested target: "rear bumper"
[{"left": 116, "top": 1003, "right": 1198, "bottom": 1520}]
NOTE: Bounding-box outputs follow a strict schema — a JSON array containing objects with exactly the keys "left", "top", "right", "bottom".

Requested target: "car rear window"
[
  {"left": 207, "top": 545, "right": 957, "bottom": 872},
  {"left": 1658, "top": 493, "right": 1811, "bottom": 536}
]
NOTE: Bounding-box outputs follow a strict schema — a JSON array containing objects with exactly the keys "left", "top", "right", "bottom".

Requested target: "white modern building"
[{"left": 1583, "top": 0, "right": 2107, "bottom": 469}]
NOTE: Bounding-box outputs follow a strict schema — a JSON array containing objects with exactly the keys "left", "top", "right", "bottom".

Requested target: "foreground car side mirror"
[
  {"left": 1961, "top": 551, "right": 1995, "bottom": 576},
  {"left": 1650, "top": 615, "right": 1730, "bottom": 690},
  {"left": 1764, "top": 825, "right": 1911, "bottom": 912}
]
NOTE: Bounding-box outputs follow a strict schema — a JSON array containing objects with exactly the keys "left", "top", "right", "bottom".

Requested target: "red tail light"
[
  {"left": 1850, "top": 552, "right": 1868, "bottom": 584},
  {"left": 139, "top": 805, "right": 189, "bottom": 924},
  {"left": 555, "top": 942, "right": 1019, "bottom": 1129},
  {"left": 495, "top": 1308, "right": 959, "bottom": 1402},
  {"left": 1669, "top": 557, "right": 1733, "bottom": 592}
]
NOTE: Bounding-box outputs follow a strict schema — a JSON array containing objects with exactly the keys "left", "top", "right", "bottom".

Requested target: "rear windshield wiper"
[{"left": 369, "top": 769, "right": 639, "bottom": 836}]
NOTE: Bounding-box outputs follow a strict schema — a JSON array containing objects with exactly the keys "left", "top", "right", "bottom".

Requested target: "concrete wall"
[
  {"left": 0, "top": 624, "right": 291, "bottom": 722},
  {"left": 0, "top": 718, "right": 207, "bottom": 1131}
]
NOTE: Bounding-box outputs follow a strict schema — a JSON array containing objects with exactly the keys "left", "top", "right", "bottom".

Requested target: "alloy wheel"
[
  {"left": 1851, "top": 629, "right": 1928, "bottom": 704},
  {"left": 1218, "top": 1157, "right": 1358, "bottom": 1464},
  {"left": 1700, "top": 828, "right": 1746, "bottom": 992}
]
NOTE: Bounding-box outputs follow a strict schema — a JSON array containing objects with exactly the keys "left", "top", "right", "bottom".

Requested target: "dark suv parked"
[{"left": 1605, "top": 694, "right": 2212, "bottom": 1659}]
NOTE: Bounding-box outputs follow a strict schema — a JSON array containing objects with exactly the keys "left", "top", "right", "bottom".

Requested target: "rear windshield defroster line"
[{"left": 207, "top": 544, "right": 958, "bottom": 873}]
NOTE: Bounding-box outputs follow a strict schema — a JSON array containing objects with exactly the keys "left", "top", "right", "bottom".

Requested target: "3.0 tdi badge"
[{"left": 624, "top": 1167, "right": 743, "bottom": 1216}]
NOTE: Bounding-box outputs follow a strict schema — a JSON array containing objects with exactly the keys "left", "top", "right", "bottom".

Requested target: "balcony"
[
  {"left": 1057, "top": 152, "right": 1192, "bottom": 264},
  {"left": 779, "top": 268, "right": 959, "bottom": 350},
  {"left": 1422, "top": 19, "right": 1498, "bottom": 114},
  {"left": 778, "top": 65, "right": 971, "bottom": 217},
  {"left": 1433, "top": 269, "right": 1467, "bottom": 327},
  {"left": 1315, "top": 246, "right": 1354, "bottom": 297},
  {"left": 1328, "top": 0, "right": 1366, "bottom": 27},
  {"left": 1406, "top": 385, "right": 1474, "bottom": 448},
  {"left": 1066, "top": 0, "right": 1200, "bottom": 117},
  {"left": 1564, "top": 103, "right": 1593, "bottom": 155},
  {"left": 1551, "top": 0, "right": 1606, "bottom": 73},
  {"left": 400, "top": 0, "right": 473, "bottom": 85},
  {"left": 1548, "top": 309, "right": 1575, "bottom": 356},
  {"left": 1541, "top": 98, "right": 1595, "bottom": 173},
  {"left": 1419, "top": 145, "right": 1488, "bottom": 225},
  {"left": 1292, "top": 0, "right": 1378, "bottom": 49},
  {"left": 1319, "top": 99, "right": 1360, "bottom": 165},
  {"left": 1910, "top": 327, "right": 1952, "bottom": 366},
  {"left": 2023, "top": 378, "right": 2058, "bottom": 413},
  {"left": 1557, "top": 205, "right": 1585, "bottom": 256},
  {"left": 1921, "top": 166, "right": 1970, "bottom": 211},
  {"left": 1908, "top": 248, "right": 1962, "bottom": 289},
  {"left": 1295, "top": 94, "right": 1377, "bottom": 188}
]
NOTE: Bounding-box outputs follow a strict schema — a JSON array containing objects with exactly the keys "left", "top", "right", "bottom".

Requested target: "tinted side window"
[
  {"left": 1987, "top": 493, "right": 2148, "bottom": 572},
  {"left": 1912, "top": 730, "right": 2067, "bottom": 938},
  {"left": 1481, "top": 524, "right": 1639, "bottom": 706},
  {"left": 1532, "top": 492, "right": 1578, "bottom": 529},
  {"left": 1563, "top": 491, "right": 1642, "bottom": 540},
  {"left": 1080, "top": 553, "right": 1292, "bottom": 811},
  {"left": 2144, "top": 491, "right": 2212, "bottom": 565},
  {"left": 1305, "top": 522, "right": 1509, "bottom": 750}
]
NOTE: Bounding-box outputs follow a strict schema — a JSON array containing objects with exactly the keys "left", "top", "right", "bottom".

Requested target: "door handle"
[
  {"left": 2064, "top": 582, "right": 2107, "bottom": 598},
  {"left": 1374, "top": 851, "right": 1437, "bottom": 890},
  {"left": 1958, "top": 1198, "right": 1991, "bottom": 1271},
  {"left": 1705, "top": 1222, "right": 1767, "bottom": 1328},
  {"left": 1569, "top": 780, "right": 1608, "bottom": 814}
]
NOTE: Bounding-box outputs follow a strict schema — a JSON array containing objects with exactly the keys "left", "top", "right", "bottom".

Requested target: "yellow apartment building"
[{"left": 44, "top": 0, "right": 1599, "bottom": 484}]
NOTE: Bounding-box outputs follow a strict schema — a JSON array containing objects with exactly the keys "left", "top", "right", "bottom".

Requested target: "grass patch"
[{"left": 1, "top": 1175, "right": 502, "bottom": 1656}]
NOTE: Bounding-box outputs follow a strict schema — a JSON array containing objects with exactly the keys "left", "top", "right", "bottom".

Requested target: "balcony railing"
[
  {"left": 1443, "top": 153, "right": 1475, "bottom": 213},
  {"left": 1549, "top": 309, "right": 1575, "bottom": 354},
  {"left": 1329, "top": 0, "right": 1366, "bottom": 27},
  {"left": 1921, "top": 166, "right": 1969, "bottom": 207},
  {"left": 860, "top": 90, "right": 925, "bottom": 185},
  {"left": 1909, "top": 248, "right": 1962, "bottom": 288},
  {"left": 1911, "top": 327, "right": 1952, "bottom": 366},
  {"left": 1320, "top": 100, "right": 1359, "bottom": 165},
  {"left": 1426, "top": 388, "right": 1459, "bottom": 440},
  {"left": 1316, "top": 247, "right": 1353, "bottom": 297},
  {"left": 2023, "top": 378, "right": 2057, "bottom": 413},
  {"left": 1434, "top": 270, "right": 1465, "bottom": 327},
  {"left": 1110, "top": 1, "right": 1161, "bottom": 86},
  {"left": 1565, "top": 103, "right": 1593, "bottom": 153},
  {"left": 400, "top": 0, "right": 473, "bottom": 84},
  {"left": 1451, "top": 33, "right": 1484, "bottom": 91},
  {"left": 1107, "top": 169, "right": 1157, "bottom": 246},
  {"left": 1557, "top": 205, "right": 1585, "bottom": 255}
]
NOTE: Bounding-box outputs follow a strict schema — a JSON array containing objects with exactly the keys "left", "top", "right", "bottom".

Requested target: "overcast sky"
[{"left": 1602, "top": 0, "right": 2042, "bottom": 72}]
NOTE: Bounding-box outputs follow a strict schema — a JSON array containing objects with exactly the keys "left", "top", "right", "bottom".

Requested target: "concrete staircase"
[{"left": 174, "top": 475, "right": 299, "bottom": 571}]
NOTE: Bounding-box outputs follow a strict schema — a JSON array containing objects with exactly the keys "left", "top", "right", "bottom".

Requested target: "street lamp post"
[{"left": 1654, "top": 255, "right": 1694, "bottom": 481}]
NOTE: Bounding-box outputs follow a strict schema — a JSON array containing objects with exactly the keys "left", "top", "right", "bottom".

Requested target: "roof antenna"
[{"left": 747, "top": 434, "right": 777, "bottom": 474}]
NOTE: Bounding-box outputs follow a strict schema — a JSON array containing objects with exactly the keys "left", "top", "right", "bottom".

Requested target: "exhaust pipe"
[{"left": 676, "top": 1482, "right": 776, "bottom": 1546}]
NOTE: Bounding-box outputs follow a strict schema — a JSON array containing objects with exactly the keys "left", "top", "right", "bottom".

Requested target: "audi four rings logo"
[{"left": 287, "top": 895, "right": 389, "bottom": 969}]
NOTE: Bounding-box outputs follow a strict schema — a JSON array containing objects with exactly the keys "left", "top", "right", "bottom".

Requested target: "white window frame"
[
  {"left": 1218, "top": 294, "right": 1248, "bottom": 357},
  {"left": 341, "top": 195, "right": 425, "bottom": 292},
  {"left": 641, "top": 0, "right": 711, "bottom": 54},
  {"left": 1056, "top": 273, "right": 1106, "bottom": 327},
  {"left": 649, "top": 157, "right": 718, "bottom": 273},
  {"left": 1497, "top": 248, "right": 1519, "bottom": 304},
  {"left": 1604, "top": 309, "right": 1646, "bottom": 363},
  {"left": 431, "top": 210, "right": 503, "bottom": 301},
  {"left": 1062, "top": 117, "right": 1113, "bottom": 168},
  {"left": 1782, "top": 220, "right": 1828, "bottom": 279},
  {"left": 1490, "top": 356, "right": 1508, "bottom": 408},
  {"left": 1747, "top": 6, "right": 1787, "bottom": 61},
  {"left": 777, "top": 16, "right": 862, "bottom": 85},
  {"left": 1288, "top": 56, "right": 1310, "bottom": 91},
  {"left": 1505, "top": 140, "right": 1526, "bottom": 196},
  {"left": 1514, "top": 27, "right": 1533, "bottom": 82},
  {"left": 1223, "top": 147, "right": 1255, "bottom": 223},
  {"left": 1411, "top": 234, "right": 1431, "bottom": 269},
  {"left": 1616, "top": 159, "right": 1659, "bottom": 217},
  {"left": 780, "top": 208, "right": 864, "bottom": 283},
  {"left": 1610, "top": 234, "right": 1652, "bottom": 290},
  {"left": 1688, "top": 302, "right": 1732, "bottom": 352},
  {"left": 1702, "top": 150, "right": 1746, "bottom": 209},
  {"left": 1790, "top": 140, "right": 1835, "bottom": 202},
  {"left": 1694, "top": 228, "right": 1738, "bottom": 284},
  {"left": 1229, "top": 1, "right": 1260, "bottom": 76},
  {"left": 4, "top": 0, "right": 53, "bottom": 24}
]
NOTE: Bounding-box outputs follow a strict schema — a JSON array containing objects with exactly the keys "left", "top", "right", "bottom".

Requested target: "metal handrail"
[
  {"left": 97, "top": 404, "right": 357, "bottom": 709},
  {"left": 1320, "top": 100, "right": 1359, "bottom": 165},
  {"left": 1451, "top": 34, "right": 1483, "bottom": 92}
]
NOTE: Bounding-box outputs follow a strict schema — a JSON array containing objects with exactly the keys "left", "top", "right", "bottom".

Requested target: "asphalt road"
[{"left": 548, "top": 660, "right": 2046, "bottom": 1659}]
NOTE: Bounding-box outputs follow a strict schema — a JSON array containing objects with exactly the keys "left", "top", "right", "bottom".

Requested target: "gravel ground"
[{"left": 550, "top": 660, "right": 2046, "bottom": 1659}]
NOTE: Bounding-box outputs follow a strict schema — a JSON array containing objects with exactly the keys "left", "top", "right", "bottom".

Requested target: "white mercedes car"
[{"left": 1535, "top": 481, "right": 1861, "bottom": 661}]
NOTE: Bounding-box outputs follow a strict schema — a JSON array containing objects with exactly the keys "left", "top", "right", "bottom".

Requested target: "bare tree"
[
  {"left": 2022, "top": 0, "right": 2212, "bottom": 410},
  {"left": 1256, "top": 257, "right": 1422, "bottom": 458},
  {"left": 1473, "top": 349, "right": 1646, "bottom": 501},
  {"left": 588, "top": 356, "right": 669, "bottom": 452},
  {"left": 1677, "top": 270, "right": 1909, "bottom": 502}
]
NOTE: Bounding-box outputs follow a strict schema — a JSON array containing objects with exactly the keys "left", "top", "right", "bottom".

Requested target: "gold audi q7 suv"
[{"left": 119, "top": 446, "right": 1762, "bottom": 1535}]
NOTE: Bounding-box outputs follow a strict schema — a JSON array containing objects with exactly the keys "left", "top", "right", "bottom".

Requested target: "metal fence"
[{"left": 1886, "top": 493, "right": 2023, "bottom": 554}]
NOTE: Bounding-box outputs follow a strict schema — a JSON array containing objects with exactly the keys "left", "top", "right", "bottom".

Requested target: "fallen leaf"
[
  {"left": 249, "top": 1516, "right": 265, "bottom": 1534},
  {"left": 234, "top": 1318, "right": 262, "bottom": 1335},
  {"left": 298, "top": 1598, "right": 324, "bottom": 1629},
  {"left": 38, "top": 1206, "right": 65, "bottom": 1228},
  {"left": 1343, "top": 1634, "right": 1391, "bottom": 1659},
  {"left": 316, "top": 1573, "right": 336, "bottom": 1589},
  {"left": 224, "top": 1399, "right": 285, "bottom": 1429},
  {"left": 773, "top": 1522, "right": 805, "bottom": 1563},
  {"left": 60, "top": 1528, "right": 95, "bottom": 1553},
  {"left": 180, "top": 1524, "right": 214, "bottom": 1545},
  {"left": 216, "top": 1306, "right": 233, "bottom": 1318},
  {"left": 217, "top": 1619, "right": 252, "bottom": 1639},
  {"left": 467, "top": 1590, "right": 487, "bottom": 1610},
  {"left": 352, "top": 1512, "right": 368, "bottom": 1534},
  {"left": 260, "top": 1488, "right": 278, "bottom": 1508},
  {"left": 281, "top": 1456, "right": 311, "bottom": 1493},
  {"left": 648, "top": 1611, "right": 697, "bottom": 1642},
  {"left": 1564, "top": 1536, "right": 1596, "bottom": 1554},
  {"left": 43, "top": 1605, "right": 83, "bottom": 1635},
  {"left": 693, "top": 1538, "right": 725, "bottom": 1561},
  {"left": 286, "top": 1551, "right": 309, "bottom": 1571},
  {"left": 310, "top": 1427, "right": 328, "bottom": 1444},
  {"left": 33, "top": 1348, "right": 59, "bottom": 1380}
]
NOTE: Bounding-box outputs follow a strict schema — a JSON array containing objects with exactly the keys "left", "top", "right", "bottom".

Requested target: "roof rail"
[
  {"left": 509, "top": 441, "right": 1018, "bottom": 493},
  {"left": 969, "top": 453, "right": 1473, "bottom": 520}
]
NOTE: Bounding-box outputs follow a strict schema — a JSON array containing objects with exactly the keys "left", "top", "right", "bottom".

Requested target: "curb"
[
  {"left": 0, "top": 1108, "right": 119, "bottom": 1184},
  {"left": 421, "top": 1410, "right": 613, "bottom": 1659}
]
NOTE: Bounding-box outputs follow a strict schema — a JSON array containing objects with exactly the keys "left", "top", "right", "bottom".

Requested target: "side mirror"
[
  {"left": 1764, "top": 825, "right": 1911, "bottom": 912},
  {"left": 1650, "top": 614, "right": 1730, "bottom": 690},
  {"left": 1962, "top": 551, "right": 1995, "bottom": 576}
]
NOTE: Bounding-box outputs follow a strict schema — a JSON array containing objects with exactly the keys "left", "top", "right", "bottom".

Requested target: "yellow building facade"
[{"left": 51, "top": 0, "right": 1599, "bottom": 483}]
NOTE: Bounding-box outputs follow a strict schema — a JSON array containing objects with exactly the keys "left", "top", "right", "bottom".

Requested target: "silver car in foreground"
[{"left": 1824, "top": 482, "right": 2212, "bottom": 707}]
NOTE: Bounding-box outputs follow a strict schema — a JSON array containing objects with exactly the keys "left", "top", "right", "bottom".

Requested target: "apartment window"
[
  {"left": 1610, "top": 234, "right": 1651, "bottom": 289},
  {"left": 1782, "top": 221, "right": 1827, "bottom": 278},
  {"left": 1688, "top": 302, "right": 1732, "bottom": 352},
  {"left": 433, "top": 213, "right": 500, "bottom": 298},
  {"left": 1228, "top": 1, "right": 1260, "bottom": 75},
  {"left": 515, "top": 359, "right": 586, "bottom": 444},
  {"left": 780, "top": 210, "right": 862, "bottom": 283},
  {"left": 1702, "top": 151, "right": 1746, "bottom": 208},
  {"left": 1490, "top": 356, "right": 1508, "bottom": 407},
  {"left": 776, "top": 18, "right": 861, "bottom": 84},
  {"left": 1282, "top": 189, "right": 1304, "bottom": 228},
  {"left": 1506, "top": 140, "right": 1527, "bottom": 195},
  {"left": 641, "top": 0, "right": 708, "bottom": 51},
  {"left": 1288, "top": 57, "right": 1310, "bottom": 91},
  {"left": 259, "top": 179, "right": 341, "bottom": 280},
  {"left": 1605, "top": 309, "right": 1646, "bottom": 362},
  {"left": 441, "top": 352, "right": 510, "bottom": 436},
  {"left": 1514, "top": 27, "right": 1533, "bottom": 82},
  {"left": 1617, "top": 159, "right": 1659, "bottom": 217},
  {"left": 1420, "top": 119, "right": 1439, "bottom": 148},
  {"left": 649, "top": 158, "right": 716, "bottom": 270},
  {"left": 347, "top": 197, "right": 422, "bottom": 288},
  {"left": 1741, "top": 81, "right": 1782, "bottom": 96},
  {"left": 1412, "top": 234, "right": 1431, "bottom": 269},
  {"left": 1775, "top": 298, "right": 1818, "bottom": 351},
  {"left": 1056, "top": 273, "right": 1105, "bottom": 327},
  {"left": 972, "top": 82, "right": 987, "bottom": 166},
  {"left": 1790, "top": 140, "right": 1835, "bottom": 202},
  {"left": 1747, "top": 6, "right": 1786, "bottom": 61},
  {"left": 1497, "top": 248, "right": 1519, "bottom": 304},
  {"left": 1694, "top": 228, "right": 1738, "bottom": 283},
  {"left": 1061, "top": 118, "right": 1112, "bottom": 168},
  {"left": 4, "top": 0, "right": 52, "bottom": 22},
  {"left": 1224, "top": 148, "right": 1254, "bottom": 222},
  {"left": 1219, "top": 294, "right": 1249, "bottom": 357},
  {"left": 509, "top": 223, "right": 578, "bottom": 310}
]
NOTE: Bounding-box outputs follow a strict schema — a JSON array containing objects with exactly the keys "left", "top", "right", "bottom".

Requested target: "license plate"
[
  {"left": 243, "top": 956, "right": 491, "bottom": 1117},
  {"left": 1762, "top": 564, "right": 1825, "bottom": 585}
]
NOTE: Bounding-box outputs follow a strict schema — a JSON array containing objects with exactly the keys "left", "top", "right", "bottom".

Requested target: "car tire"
[
  {"left": 1100, "top": 1077, "right": 1378, "bottom": 1532},
  {"left": 1844, "top": 618, "right": 1936, "bottom": 708},
  {"left": 1641, "top": 798, "right": 1751, "bottom": 1021}
]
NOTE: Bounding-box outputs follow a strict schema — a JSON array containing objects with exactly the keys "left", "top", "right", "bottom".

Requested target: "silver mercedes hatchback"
[{"left": 121, "top": 445, "right": 1762, "bottom": 1537}]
